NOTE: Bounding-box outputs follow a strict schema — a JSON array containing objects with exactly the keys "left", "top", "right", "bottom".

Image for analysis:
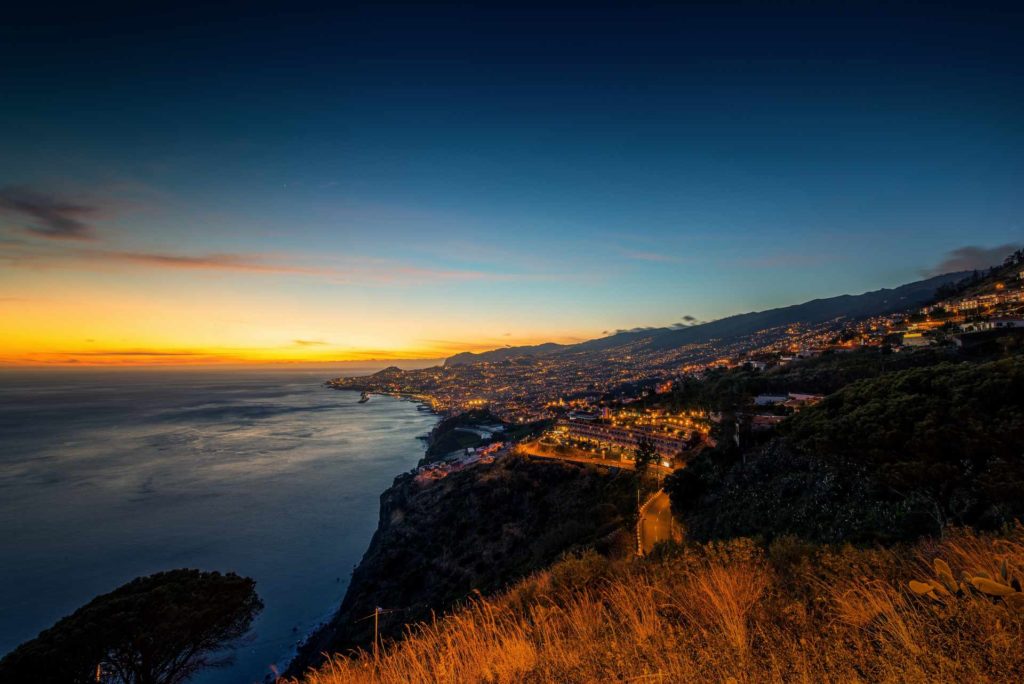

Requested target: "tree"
[
  {"left": 0, "top": 569, "right": 262, "bottom": 684},
  {"left": 633, "top": 439, "right": 658, "bottom": 475}
]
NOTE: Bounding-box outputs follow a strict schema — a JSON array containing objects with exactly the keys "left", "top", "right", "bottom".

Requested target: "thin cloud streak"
[
  {"left": 735, "top": 252, "right": 835, "bottom": 269},
  {"left": 620, "top": 249, "right": 686, "bottom": 264},
  {"left": 4, "top": 243, "right": 548, "bottom": 285},
  {"left": 64, "top": 350, "right": 204, "bottom": 356},
  {"left": 0, "top": 186, "right": 98, "bottom": 240},
  {"left": 924, "top": 243, "right": 1021, "bottom": 276}
]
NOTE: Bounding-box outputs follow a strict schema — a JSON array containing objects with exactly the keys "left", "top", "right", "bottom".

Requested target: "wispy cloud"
[
  {"left": 607, "top": 326, "right": 660, "bottom": 335},
  {"left": 4, "top": 242, "right": 542, "bottom": 285},
  {"left": 620, "top": 249, "right": 686, "bottom": 264},
  {"left": 924, "top": 243, "right": 1021, "bottom": 277},
  {"left": 735, "top": 252, "right": 834, "bottom": 269},
  {"left": 0, "top": 186, "right": 98, "bottom": 240},
  {"left": 80, "top": 351, "right": 204, "bottom": 356},
  {"left": 293, "top": 339, "right": 328, "bottom": 346},
  {"left": 93, "top": 250, "right": 331, "bottom": 275},
  {"left": 0, "top": 182, "right": 569, "bottom": 287},
  {"left": 670, "top": 314, "right": 707, "bottom": 329}
]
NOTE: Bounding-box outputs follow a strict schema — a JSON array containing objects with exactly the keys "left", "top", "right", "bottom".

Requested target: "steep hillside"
[
  {"left": 669, "top": 355, "right": 1024, "bottom": 543},
  {"left": 293, "top": 528, "right": 1024, "bottom": 683},
  {"left": 287, "top": 456, "right": 635, "bottom": 676}
]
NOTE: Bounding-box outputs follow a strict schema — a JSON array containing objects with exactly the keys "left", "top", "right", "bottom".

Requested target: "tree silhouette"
[
  {"left": 0, "top": 569, "right": 262, "bottom": 684},
  {"left": 634, "top": 438, "right": 658, "bottom": 475}
]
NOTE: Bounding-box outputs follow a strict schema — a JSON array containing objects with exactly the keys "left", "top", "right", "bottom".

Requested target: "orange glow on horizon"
[
  {"left": 0, "top": 253, "right": 606, "bottom": 367},
  {"left": 0, "top": 294, "right": 588, "bottom": 367},
  {"left": 0, "top": 348, "right": 445, "bottom": 368}
]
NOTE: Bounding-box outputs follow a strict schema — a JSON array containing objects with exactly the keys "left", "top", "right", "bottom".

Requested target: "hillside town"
[
  {"left": 328, "top": 255, "right": 1024, "bottom": 484},
  {"left": 332, "top": 256, "right": 1023, "bottom": 418}
]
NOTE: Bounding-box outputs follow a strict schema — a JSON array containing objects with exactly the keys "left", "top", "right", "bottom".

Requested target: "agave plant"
[{"left": 909, "top": 557, "right": 1024, "bottom": 612}]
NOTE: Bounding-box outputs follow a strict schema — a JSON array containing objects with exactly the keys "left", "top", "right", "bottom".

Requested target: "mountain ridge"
[{"left": 444, "top": 272, "right": 967, "bottom": 366}]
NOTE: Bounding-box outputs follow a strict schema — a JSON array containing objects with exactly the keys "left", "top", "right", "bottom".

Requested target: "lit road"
[
  {"left": 639, "top": 490, "right": 679, "bottom": 555},
  {"left": 516, "top": 440, "right": 674, "bottom": 474},
  {"left": 516, "top": 441, "right": 634, "bottom": 470}
]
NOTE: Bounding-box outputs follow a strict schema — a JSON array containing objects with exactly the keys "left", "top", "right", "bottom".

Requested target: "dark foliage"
[
  {"left": 423, "top": 408, "right": 502, "bottom": 459},
  {"left": 633, "top": 438, "right": 658, "bottom": 474},
  {"left": 669, "top": 357, "right": 1024, "bottom": 544},
  {"left": 0, "top": 569, "right": 261, "bottom": 684},
  {"left": 660, "top": 347, "right": 963, "bottom": 411}
]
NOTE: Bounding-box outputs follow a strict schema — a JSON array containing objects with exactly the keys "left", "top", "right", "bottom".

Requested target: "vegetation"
[
  {"left": 632, "top": 438, "right": 658, "bottom": 474},
  {"left": 932, "top": 248, "right": 1024, "bottom": 302},
  {"left": 288, "top": 456, "right": 636, "bottom": 676},
  {"left": 658, "top": 347, "right": 963, "bottom": 411},
  {"left": 423, "top": 409, "right": 507, "bottom": 460},
  {"left": 668, "top": 356, "right": 1024, "bottom": 543},
  {"left": 290, "top": 527, "right": 1024, "bottom": 683},
  {"left": 0, "top": 569, "right": 261, "bottom": 684}
]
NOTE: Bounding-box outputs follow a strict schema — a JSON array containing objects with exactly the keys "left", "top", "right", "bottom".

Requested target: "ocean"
[{"left": 0, "top": 369, "right": 437, "bottom": 683}]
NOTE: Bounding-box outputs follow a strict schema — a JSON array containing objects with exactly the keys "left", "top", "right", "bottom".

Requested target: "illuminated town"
[{"left": 330, "top": 258, "right": 1024, "bottom": 474}]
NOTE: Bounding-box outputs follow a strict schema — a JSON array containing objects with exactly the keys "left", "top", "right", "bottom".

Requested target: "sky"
[{"left": 1, "top": 1, "right": 1022, "bottom": 366}]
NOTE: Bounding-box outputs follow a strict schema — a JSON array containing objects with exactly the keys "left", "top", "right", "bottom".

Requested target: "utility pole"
[
  {"left": 358, "top": 606, "right": 391, "bottom": 663},
  {"left": 373, "top": 606, "right": 380, "bottom": 662},
  {"left": 636, "top": 483, "right": 643, "bottom": 557}
]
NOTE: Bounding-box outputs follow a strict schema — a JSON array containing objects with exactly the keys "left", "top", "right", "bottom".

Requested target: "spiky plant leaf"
[{"left": 971, "top": 577, "right": 1015, "bottom": 597}]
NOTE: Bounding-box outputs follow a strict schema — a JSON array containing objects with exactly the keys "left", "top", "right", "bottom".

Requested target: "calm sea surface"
[{"left": 0, "top": 369, "right": 437, "bottom": 683}]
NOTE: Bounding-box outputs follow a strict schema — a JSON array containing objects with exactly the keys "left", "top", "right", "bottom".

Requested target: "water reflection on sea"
[{"left": 0, "top": 369, "right": 436, "bottom": 683}]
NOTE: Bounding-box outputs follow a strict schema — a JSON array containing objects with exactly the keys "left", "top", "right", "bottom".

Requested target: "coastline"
[
  {"left": 324, "top": 382, "right": 448, "bottom": 460},
  {"left": 281, "top": 387, "right": 443, "bottom": 676},
  {"left": 325, "top": 379, "right": 441, "bottom": 415}
]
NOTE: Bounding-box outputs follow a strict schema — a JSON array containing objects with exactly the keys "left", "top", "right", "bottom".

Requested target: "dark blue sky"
[{"left": 1, "top": 1, "right": 1022, "bottom": 361}]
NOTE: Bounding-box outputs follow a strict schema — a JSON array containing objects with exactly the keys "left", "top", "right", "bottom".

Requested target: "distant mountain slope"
[
  {"left": 446, "top": 342, "right": 567, "bottom": 366},
  {"left": 445, "top": 272, "right": 967, "bottom": 365},
  {"left": 645, "top": 272, "right": 966, "bottom": 350}
]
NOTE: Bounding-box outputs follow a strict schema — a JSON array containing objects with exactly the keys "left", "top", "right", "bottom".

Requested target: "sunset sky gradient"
[{"left": 2, "top": 2, "right": 1021, "bottom": 365}]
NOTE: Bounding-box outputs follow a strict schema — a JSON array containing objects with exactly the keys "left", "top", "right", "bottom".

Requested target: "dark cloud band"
[
  {"left": 925, "top": 244, "right": 1021, "bottom": 276},
  {"left": 0, "top": 186, "right": 97, "bottom": 240}
]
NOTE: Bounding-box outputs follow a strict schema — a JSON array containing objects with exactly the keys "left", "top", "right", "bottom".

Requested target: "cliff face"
[{"left": 287, "top": 456, "right": 635, "bottom": 676}]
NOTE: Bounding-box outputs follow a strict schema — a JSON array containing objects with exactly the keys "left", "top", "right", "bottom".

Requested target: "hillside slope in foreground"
[{"left": 291, "top": 527, "right": 1024, "bottom": 683}]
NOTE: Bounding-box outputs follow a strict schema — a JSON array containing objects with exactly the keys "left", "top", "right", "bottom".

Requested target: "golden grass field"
[{"left": 292, "top": 527, "right": 1024, "bottom": 683}]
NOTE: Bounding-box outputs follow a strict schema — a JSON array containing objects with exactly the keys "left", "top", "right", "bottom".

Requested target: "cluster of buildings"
[
  {"left": 546, "top": 407, "right": 708, "bottom": 464},
  {"left": 944, "top": 276, "right": 1024, "bottom": 313},
  {"left": 414, "top": 441, "right": 506, "bottom": 483},
  {"left": 752, "top": 392, "right": 826, "bottom": 412},
  {"left": 328, "top": 340, "right": 725, "bottom": 423},
  {"left": 900, "top": 276, "right": 1024, "bottom": 349}
]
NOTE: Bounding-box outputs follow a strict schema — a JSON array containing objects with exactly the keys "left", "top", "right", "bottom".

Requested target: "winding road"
[{"left": 638, "top": 490, "right": 680, "bottom": 555}]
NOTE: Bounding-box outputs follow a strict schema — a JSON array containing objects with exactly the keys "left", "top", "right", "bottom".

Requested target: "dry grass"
[{"left": 291, "top": 528, "right": 1024, "bottom": 684}]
